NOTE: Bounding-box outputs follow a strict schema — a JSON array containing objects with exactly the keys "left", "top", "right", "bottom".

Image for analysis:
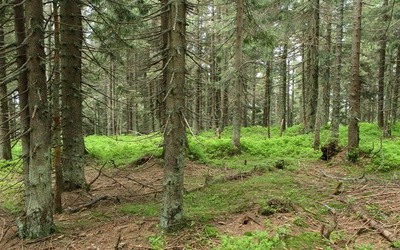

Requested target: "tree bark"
[
  {"left": 18, "top": 0, "right": 54, "bottom": 238},
  {"left": 13, "top": 0, "right": 30, "bottom": 188},
  {"left": 51, "top": 0, "right": 63, "bottom": 214},
  {"left": 305, "top": 0, "right": 320, "bottom": 133},
  {"left": 263, "top": 54, "right": 272, "bottom": 138},
  {"left": 331, "top": 0, "right": 345, "bottom": 144},
  {"left": 160, "top": 0, "right": 187, "bottom": 231},
  {"left": 348, "top": 0, "right": 363, "bottom": 150},
  {"left": 377, "top": 0, "right": 389, "bottom": 130},
  {"left": 280, "top": 43, "right": 288, "bottom": 135},
  {"left": 0, "top": 4, "right": 12, "bottom": 160},
  {"left": 60, "top": 0, "right": 86, "bottom": 191},
  {"left": 232, "top": 0, "right": 244, "bottom": 151},
  {"left": 392, "top": 42, "right": 400, "bottom": 125}
]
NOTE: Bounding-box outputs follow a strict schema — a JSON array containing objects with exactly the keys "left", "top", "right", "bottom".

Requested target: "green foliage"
[
  {"left": 120, "top": 203, "right": 160, "bottom": 217},
  {"left": 148, "top": 234, "right": 166, "bottom": 250},
  {"left": 85, "top": 134, "right": 162, "bottom": 165},
  {"left": 214, "top": 230, "right": 284, "bottom": 250}
]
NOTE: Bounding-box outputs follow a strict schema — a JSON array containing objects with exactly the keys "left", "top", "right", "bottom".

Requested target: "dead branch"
[
  {"left": 114, "top": 234, "right": 121, "bottom": 250},
  {"left": 320, "top": 170, "right": 365, "bottom": 182},
  {"left": 88, "top": 161, "right": 108, "bottom": 188},
  {"left": 336, "top": 196, "right": 396, "bottom": 243},
  {"left": 320, "top": 204, "right": 338, "bottom": 239},
  {"left": 127, "top": 176, "right": 158, "bottom": 190},
  {"left": 66, "top": 195, "right": 110, "bottom": 213}
]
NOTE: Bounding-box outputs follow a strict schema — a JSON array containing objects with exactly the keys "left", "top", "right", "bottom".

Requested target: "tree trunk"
[
  {"left": 0, "top": 5, "right": 12, "bottom": 160},
  {"left": 331, "top": 0, "right": 345, "bottom": 144},
  {"left": 305, "top": 0, "right": 320, "bottom": 133},
  {"left": 263, "top": 54, "right": 272, "bottom": 138},
  {"left": 60, "top": 0, "right": 86, "bottom": 191},
  {"left": 280, "top": 43, "right": 288, "bottom": 135},
  {"left": 160, "top": 0, "right": 187, "bottom": 231},
  {"left": 13, "top": 0, "right": 30, "bottom": 188},
  {"left": 377, "top": 0, "right": 389, "bottom": 130},
  {"left": 232, "top": 0, "right": 244, "bottom": 151},
  {"left": 348, "top": 0, "right": 363, "bottom": 150},
  {"left": 52, "top": 0, "right": 63, "bottom": 214},
  {"left": 18, "top": 0, "right": 54, "bottom": 238},
  {"left": 392, "top": 42, "right": 400, "bottom": 125},
  {"left": 322, "top": 2, "right": 332, "bottom": 126}
]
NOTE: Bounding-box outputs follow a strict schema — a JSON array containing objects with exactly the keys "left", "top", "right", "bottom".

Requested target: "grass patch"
[
  {"left": 120, "top": 202, "right": 160, "bottom": 217},
  {"left": 85, "top": 134, "right": 162, "bottom": 166}
]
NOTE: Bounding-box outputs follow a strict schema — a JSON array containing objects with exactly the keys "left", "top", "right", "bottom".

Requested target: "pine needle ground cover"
[{"left": 1, "top": 123, "right": 400, "bottom": 249}]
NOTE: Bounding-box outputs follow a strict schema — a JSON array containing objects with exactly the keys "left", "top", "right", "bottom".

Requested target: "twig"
[
  {"left": 114, "top": 234, "right": 121, "bottom": 250},
  {"left": 336, "top": 196, "right": 396, "bottom": 243},
  {"left": 66, "top": 195, "right": 110, "bottom": 213},
  {"left": 88, "top": 161, "right": 108, "bottom": 188},
  {"left": 127, "top": 177, "right": 158, "bottom": 190},
  {"left": 320, "top": 170, "right": 365, "bottom": 182}
]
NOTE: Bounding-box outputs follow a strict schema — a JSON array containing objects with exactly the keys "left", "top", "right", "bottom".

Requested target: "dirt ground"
[{"left": 1, "top": 155, "right": 399, "bottom": 249}]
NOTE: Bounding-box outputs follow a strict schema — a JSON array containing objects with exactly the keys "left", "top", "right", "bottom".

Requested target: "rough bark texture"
[
  {"left": 160, "top": 0, "right": 187, "bottom": 231},
  {"left": 377, "top": 0, "right": 389, "bottom": 130},
  {"left": 322, "top": 3, "right": 332, "bottom": 126},
  {"left": 0, "top": 6, "right": 12, "bottom": 160},
  {"left": 280, "top": 43, "right": 288, "bottom": 135},
  {"left": 392, "top": 43, "right": 400, "bottom": 125},
  {"left": 305, "top": 0, "right": 319, "bottom": 132},
  {"left": 232, "top": 0, "right": 244, "bottom": 151},
  {"left": 331, "top": 0, "right": 344, "bottom": 144},
  {"left": 263, "top": 56, "right": 272, "bottom": 138},
  {"left": 348, "top": 0, "right": 362, "bottom": 149},
  {"left": 13, "top": 0, "right": 30, "bottom": 188},
  {"left": 19, "top": 0, "right": 54, "bottom": 238},
  {"left": 52, "top": 1, "right": 63, "bottom": 214},
  {"left": 60, "top": 0, "right": 86, "bottom": 191}
]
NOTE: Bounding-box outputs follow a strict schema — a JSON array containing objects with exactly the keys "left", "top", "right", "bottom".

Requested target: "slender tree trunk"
[
  {"left": 392, "top": 42, "right": 400, "bottom": 125},
  {"left": 159, "top": 0, "right": 168, "bottom": 133},
  {"left": 348, "top": 0, "right": 363, "bottom": 150},
  {"left": 13, "top": 0, "right": 30, "bottom": 188},
  {"left": 377, "top": 0, "right": 389, "bottom": 130},
  {"left": 322, "top": 3, "right": 332, "bottom": 126},
  {"left": 305, "top": 0, "right": 320, "bottom": 132},
  {"left": 0, "top": 4, "right": 12, "bottom": 160},
  {"left": 331, "top": 0, "right": 345, "bottom": 144},
  {"left": 52, "top": 0, "right": 63, "bottom": 214},
  {"left": 60, "top": 0, "right": 86, "bottom": 190},
  {"left": 280, "top": 43, "right": 288, "bottom": 136},
  {"left": 263, "top": 55, "right": 272, "bottom": 138},
  {"left": 232, "top": 0, "right": 244, "bottom": 151},
  {"left": 19, "top": 0, "right": 54, "bottom": 238},
  {"left": 301, "top": 40, "right": 307, "bottom": 129},
  {"left": 160, "top": 0, "right": 187, "bottom": 231}
]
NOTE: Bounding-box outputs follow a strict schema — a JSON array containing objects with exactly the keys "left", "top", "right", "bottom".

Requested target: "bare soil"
[{"left": 1, "top": 155, "right": 399, "bottom": 249}]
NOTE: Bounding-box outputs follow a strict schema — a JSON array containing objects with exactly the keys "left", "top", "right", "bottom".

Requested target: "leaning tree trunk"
[
  {"left": 348, "top": 0, "right": 363, "bottom": 150},
  {"left": 232, "top": 0, "right": 244, "bottom": 151},
  {"left": 0, "top": 5, "right": 12, "bottom": 160},
  {"left": 331, "top": 0, "right": 345, "bottom": 144},
  {"left": 160, "top": 0, "right": 187, "bottom": 231},
  {"left": 60, "top": 0, "right": 86, "bottom": 191},
  {"left": 18, "top": 0, "right": 54, "bottom": 238}
]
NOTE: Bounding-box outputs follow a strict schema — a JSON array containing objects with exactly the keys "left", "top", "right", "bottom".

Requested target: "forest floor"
[{"left": 1, "top": 153, "right": 399, "bottom": 249}]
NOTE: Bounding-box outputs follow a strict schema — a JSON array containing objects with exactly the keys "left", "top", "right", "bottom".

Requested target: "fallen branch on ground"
[
  {"left": 66, "top": 195, "right": 111, "bottom": 213},
  {"left": 320, "top": 170, "right": 365, "bottom": 182},
  {"left": 336, "top": 196, "right": 396, "bottom": 243}
]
